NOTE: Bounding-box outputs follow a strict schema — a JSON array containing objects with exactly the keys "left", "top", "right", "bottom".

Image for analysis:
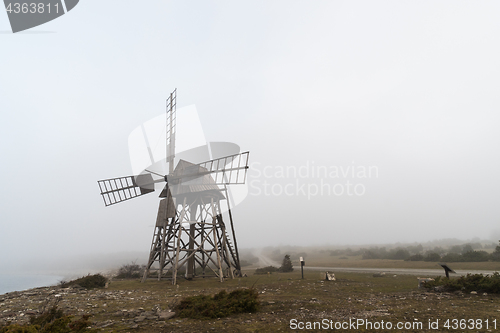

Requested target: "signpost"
[{"left": 300, "top": 257, "right": 305, "bottom": 279}]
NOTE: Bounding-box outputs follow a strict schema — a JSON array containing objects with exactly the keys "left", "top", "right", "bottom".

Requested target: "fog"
[{"left": 1, "top": 1, "right": 500, "bottom": 275}]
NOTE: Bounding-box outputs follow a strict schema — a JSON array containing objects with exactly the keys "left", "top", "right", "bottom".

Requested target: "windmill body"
[{"left": 97, "top": 90, "right": 249, "bottom": 284}]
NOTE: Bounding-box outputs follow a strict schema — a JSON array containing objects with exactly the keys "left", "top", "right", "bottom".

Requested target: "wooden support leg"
[
  {"left": 172, "top": 197, "right": 187, "bottom": 285},
  {"left": 211, "top": 198, "right": 224, "bottom": 282}
]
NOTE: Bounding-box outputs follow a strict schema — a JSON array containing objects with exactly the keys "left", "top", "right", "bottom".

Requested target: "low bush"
[
  {"left": 173, "top": 288, "right": 260, "bottom": 319},
  {"left": 254, "top": 266, "right": 278, "bottom": 274},
  {"left": 424, "top": 272, "right": 500, "bottom": 294},
  {"left": 115, "top": 262, "right": 145, "bottom": 279},
  {"left": 60, "top": 274, "right": 107, "bottom": 289},
  {"left": 0, "top": 304, "right": 94, "bottom": 332}
]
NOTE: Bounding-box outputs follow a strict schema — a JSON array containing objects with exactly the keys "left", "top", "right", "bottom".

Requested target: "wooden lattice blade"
[
  {"left": 195, "top": 151, "right": 249, "bottom": 185},
  {"left": 97, "top": 173, "right": 157, "bottom": 206}
]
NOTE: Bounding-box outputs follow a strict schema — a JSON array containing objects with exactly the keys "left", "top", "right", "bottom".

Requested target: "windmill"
[{"left": 97, "top": 89, "right": 249, "bottom": 284}]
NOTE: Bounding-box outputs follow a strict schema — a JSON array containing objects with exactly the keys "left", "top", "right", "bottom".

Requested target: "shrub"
[
  {"left": 0, "top": 304, "right": 94, "bottom": 332},
  {"left": 424, "top": 272, "right": 500, "bottom": 294},
  {"left": 254, "top": 266, "right": 278, "bottom": 274},
  {"left": 278, "top": 255, "right": 293, "bottom": 272},
  {"left": 173, "top": 288, "right": 260, "bottom": 319},
  {"left": 116, "top": 262, "right": 145, "bottom": 279},
  {"left": 60, "top": 274, "right": 107, "bottom": 289}
]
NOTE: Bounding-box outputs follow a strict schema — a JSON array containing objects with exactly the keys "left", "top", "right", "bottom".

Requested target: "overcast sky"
[{"left": 1, "top": 1, "right": 500, "bottom": 272}]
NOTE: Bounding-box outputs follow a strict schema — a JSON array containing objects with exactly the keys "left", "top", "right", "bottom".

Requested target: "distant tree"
[
  {"left": 448, "top": 245, "right": 463, "bottom": 254},
  {"left": 461, "top": 244, "right": 474, "bottom": 254},
  {"left": 344, "top": 248, "right": 354, "bottom": 256},
  {"left": 408, "top": 244, "right": 424, "bottom": 255},
  {"left": 391, "top": 248, "right": 410, "bottom": 260},
  {"left": 470, "top": 242, "right": 483, "bottom": 250},
  {"left": 488, "top": 241, "right": 500, "bottom": 261},
  {"left": 491, "top": 252, "right": 500, "bottom": 262},
  {"left": 423, "top": 252, "right": 441, "bottom": 262},
  {"left": 279, "top": 254, "right": 294, "bottom": 272},
  {"left": 431, "top": 246, "right": 446, "bottom": 255},
  {"left": 362, "top": 250, "right": 378, "bottom": 259},
  {"left": 461, "top": 250, "right": 490, "bottom": 262},
  {"left": 330, "top": 249, "right": 342, "bottom": 256},
  {"left": 406, "top": 254, "right": 424, "bottom": 261}
]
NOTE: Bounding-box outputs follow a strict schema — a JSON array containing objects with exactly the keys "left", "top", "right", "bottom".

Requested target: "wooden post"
[
  {"left": 224, "top": 185, "right": 241, "bottom": 275},
  {"left": 217, "top": 200, "right": 234, "bottom": 279},
  {"left": 211, "top": 198, "right": 224, "bottom": 282},
  {"left": 172, "top": 197, "right": 187, "bottom": 285},
  {"left": 158, "top": 199, "right": 169, "bottom": 280},
  {"left": 186, "top": 203, "right": 198, "bottom": 279}
]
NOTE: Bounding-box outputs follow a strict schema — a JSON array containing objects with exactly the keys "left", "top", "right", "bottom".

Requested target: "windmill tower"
[{"left": 97, "top": 90, "right": 249, "bottom": 284}]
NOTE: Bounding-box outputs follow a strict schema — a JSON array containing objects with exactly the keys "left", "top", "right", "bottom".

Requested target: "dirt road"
[
  {"left": 256, "top": 253, "right": 280, "bottom": 268},
  {"left": 304, "top": 265, "right": 498, "bottom": 277},
  {"left": 254, "top": 253, "right": 498, "bottom": 277}
]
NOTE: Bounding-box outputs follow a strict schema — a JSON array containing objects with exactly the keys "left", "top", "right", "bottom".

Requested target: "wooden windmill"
[{"left": 97, "top": 90, "right": 249, "bottom": 284}]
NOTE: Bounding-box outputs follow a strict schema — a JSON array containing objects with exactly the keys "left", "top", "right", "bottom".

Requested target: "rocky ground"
[
  {"left": 1, "top": 272, "right": 500, "bottom": 332},
  {"left": 0, "top": 284, "right": 177, "bottom": 330}
]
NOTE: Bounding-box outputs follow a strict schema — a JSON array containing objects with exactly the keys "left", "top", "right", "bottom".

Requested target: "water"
[{"left": 0, "top": 274, "right": 63, "bottom": 295}]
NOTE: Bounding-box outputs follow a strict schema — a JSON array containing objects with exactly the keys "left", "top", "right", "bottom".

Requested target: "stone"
[
  {"left": 158, "top": 311, "right": 176, "bottom": 320},
  {"left": 417, "top": 277, "right": 434, "bottom": 288},
  {"left": 1, "top": 312, "right": 16, "bottom": 318},
  {"left": 98, "top": 320, "right": 114, "bottom": 328},
  {"left": 134, "top": 315, "right": 146, "bottom": 322}
]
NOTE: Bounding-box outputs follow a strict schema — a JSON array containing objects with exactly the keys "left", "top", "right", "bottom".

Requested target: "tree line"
[{"left": 330, "top": 242, "right": 500, "bottom": 262}]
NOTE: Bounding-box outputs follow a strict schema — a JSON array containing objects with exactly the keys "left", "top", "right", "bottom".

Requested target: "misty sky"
[{"left": 1, "top": 1, "right": 500, "bottom": 273}]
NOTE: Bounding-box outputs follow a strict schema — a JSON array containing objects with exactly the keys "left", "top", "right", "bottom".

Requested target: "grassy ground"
[{"left": 85, "top": 268, "right": 500, "bottom": 332}]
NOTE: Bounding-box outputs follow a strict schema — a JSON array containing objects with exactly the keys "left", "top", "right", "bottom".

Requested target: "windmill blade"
[
  {"left": 98, "top": 173, "right": 158, "bottom": 206},
  {"left": 196, "top": 151, "right": 249, "bottom": 185},
  {"left": 166, "top": 89, "right": 177, "bottom": 174}
]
